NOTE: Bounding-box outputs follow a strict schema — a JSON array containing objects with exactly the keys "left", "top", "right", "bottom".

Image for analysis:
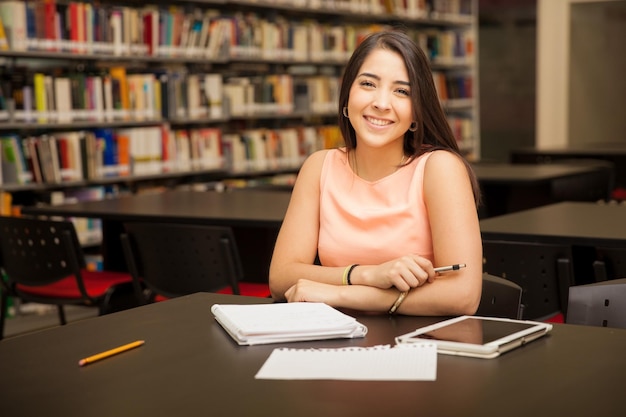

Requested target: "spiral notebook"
[
  {"left": 255, "top": 344, "right": 437, "bottom": 380},
  {"left": 211, "top": 302, "right": 368, "bottom": 345}
]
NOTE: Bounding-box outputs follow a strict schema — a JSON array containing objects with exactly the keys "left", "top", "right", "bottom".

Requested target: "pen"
[
  {"left": 78, "top": 340, "right": 145, "bottom": 367},
  {"left": 434, "top": 263, "right": 466, "bottom": 273}
]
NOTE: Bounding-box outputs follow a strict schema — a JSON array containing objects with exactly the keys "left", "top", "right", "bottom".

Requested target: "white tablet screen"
[{"left": 411, "top": 317, "right": 538, "bottom": 345}]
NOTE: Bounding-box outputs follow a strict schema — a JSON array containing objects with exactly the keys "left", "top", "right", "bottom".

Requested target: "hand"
[
  {"left": 366, "top": 255, "right": 436, "bottom": 291},
  {"left": 284, "top": 279, "right": 339, "bottom": 304}
]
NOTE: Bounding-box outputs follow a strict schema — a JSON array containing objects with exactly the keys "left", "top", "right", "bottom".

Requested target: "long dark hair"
[{"left": 337, "top": 30, "right": 481, "bottom": 206}]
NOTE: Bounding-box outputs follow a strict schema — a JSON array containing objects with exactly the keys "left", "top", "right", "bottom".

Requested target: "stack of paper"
[{"left": 211, "top": 302, "right": 368, "bottom": 345}]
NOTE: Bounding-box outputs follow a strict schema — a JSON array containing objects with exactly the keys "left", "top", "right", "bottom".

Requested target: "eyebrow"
[{"left": 358, "top": 72, "right": 410, "bottom": 87}]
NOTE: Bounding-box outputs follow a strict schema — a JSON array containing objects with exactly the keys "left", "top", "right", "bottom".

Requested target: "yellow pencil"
[{"left": 78, "top": 340, "right": 145, "bottom": 367}]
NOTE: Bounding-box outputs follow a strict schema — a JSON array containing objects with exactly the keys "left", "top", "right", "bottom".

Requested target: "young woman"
[{"left": 269, "top": 30, "right": 482, "bottom": 316}]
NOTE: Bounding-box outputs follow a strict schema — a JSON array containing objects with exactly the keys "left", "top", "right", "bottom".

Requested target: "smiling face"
[{"left": 346, "top": 48, "right": 413, "bottom": 151}]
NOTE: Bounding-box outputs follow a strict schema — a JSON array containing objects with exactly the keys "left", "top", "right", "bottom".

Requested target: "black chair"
[
  {"left": 477, "top": 273, "right": 523, "bottom": 319},
  {"left": 120, "top": 222, "right": 271, "bottom": 304},
  {"left": 482, "top": 240, "right": 574, "bottom": 321},
  {"left": 0, "top": 216, "right": 135, "bottom": 340},
  {"left": 592, "top": 246, "right": 626, "bottom": 282},
  {"left": 567, "top": 278, "right": 626, "bottom": 329}
]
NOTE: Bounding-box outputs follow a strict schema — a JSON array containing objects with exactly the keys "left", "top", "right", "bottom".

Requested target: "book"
[
  {"left": 0, "top": 0, "right": 27, "bottom": 51},
  {"left": 142, "top": 5, "right": 159, "bottom": 56},
  {"left": 211, "top": 302, "right": 368, "bottom": 346},
  {"left": 33, "top": 72, "right": 48, "bottom": 122},
  {"left": 56, "top": 131, "right": 83, "bottom": 181},
  {"left": 109, "top": 66, "right": 129, "bottom": 118},
  {"left": 54, "top": 77, "right": 72, "bottom": 122},
  {"left": 1, "top": 135, "right": 30, "bottom": 184},
  {"left": 204, "top": 73, "right": 223, "bottom": 118},
  {"left": 94, "top": 128, "right": 118, "bottom": 177},
  {"left": 0, "top": 190, "right": 12, "bottom": 215},
  {"left": 22, "top": 137, "right": 43, "bottom": 183},
  {"left": 0, "top": 12, "right": 8, "bottom": 50}
]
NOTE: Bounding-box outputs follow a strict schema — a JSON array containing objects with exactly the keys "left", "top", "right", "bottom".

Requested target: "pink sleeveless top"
[{"left": 318, "top": 148, "right": 434, "bottom": 267}]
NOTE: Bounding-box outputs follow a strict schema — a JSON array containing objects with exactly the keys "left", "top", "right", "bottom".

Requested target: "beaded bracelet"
[{"left": 388, "top": 291, "right": 408, "bottom": 315}]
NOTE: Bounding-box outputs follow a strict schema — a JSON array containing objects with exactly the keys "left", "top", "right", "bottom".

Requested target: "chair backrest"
[
  {"left": 0, "top": 216, "right": 86, "bottom": 286},
  {"left": 567, "top": 278, "right": 626, "bottom": 329},
  {"left": 593, "top": 246, "right": 626, "bottom": 282},
  {"left": 482, "top": 240, "right": 574, "bottom": 320},
  {"left": 121, "top": 222, "right": 243, "bottom": 301},
  {"left": 477, "top": 273, "right": 523, "bottom": 319}
]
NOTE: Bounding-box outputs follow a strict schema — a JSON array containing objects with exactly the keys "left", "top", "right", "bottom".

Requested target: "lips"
[{"left": 364, "top": 116, "right": 393, "bottom": 126}]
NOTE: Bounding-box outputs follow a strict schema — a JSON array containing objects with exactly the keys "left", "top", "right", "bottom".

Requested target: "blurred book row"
[
  {"left": 0, "top": 67, "right": 475, "bottom": 125},
  {"left": 0, "top": 124, "right": 344, "bottom": 187},
  {"left": 0, "top": 68, "right": 341, "bottom": 124},
  {"left": 0, "top": 1, "right": 474, "bottom": 62}
]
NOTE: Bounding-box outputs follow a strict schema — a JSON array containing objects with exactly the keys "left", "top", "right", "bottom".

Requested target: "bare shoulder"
[
  {"left": 302, "top": 148, "right": 332, "bottom": 168},
  {"left": 423, "top": 150, "right": 474, "bottom": 196},
  {"left": 298, "top": 149, "right": 332, "bottom": 178},
  {"left": 424, "top": 150, "right": 468, "bottom": 176},
  {"left": 294, "top": 149, "right": 333, "bottom": 189}
]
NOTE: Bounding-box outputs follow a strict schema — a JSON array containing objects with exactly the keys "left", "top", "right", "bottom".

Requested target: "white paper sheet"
[{"left": 255, "top": 343, "right": 437, "bottom": 381}]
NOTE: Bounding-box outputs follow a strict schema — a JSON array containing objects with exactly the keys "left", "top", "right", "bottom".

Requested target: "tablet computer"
[{"left": 395, "top": 316, "right": 553, "bottom": 359}]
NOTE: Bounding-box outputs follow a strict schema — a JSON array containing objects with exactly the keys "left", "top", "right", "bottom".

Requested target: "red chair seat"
[
  {"left": 218, "top": 282, "right": 271, "bottom": 298},
  {"left": 154, "top": 282, "right": 271, "bottom": 302},
  {"left": 544, "top": 313, "right": 565, "bottom": 323},
  {"left": 16, "top": 270, "right": 133, "bottom": 299}
]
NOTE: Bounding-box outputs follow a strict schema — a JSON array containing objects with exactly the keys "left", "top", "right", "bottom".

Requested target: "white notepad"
[
  {"left": 211, "top": 302, "right": 368, "bottom": 345},
  {"left": 255, "top": 344, "right": 437, "bottom": 381}
]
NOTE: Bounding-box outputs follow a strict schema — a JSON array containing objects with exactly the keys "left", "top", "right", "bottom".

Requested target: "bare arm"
[
  {"left": 269, "top": 150, "right": 346, "bottom": 299},
  {"left": 387, "top": 150, "right": 483, "bottom": 315}
]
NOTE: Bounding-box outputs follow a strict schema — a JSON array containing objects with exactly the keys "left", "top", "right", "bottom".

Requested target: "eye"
[
  {"left": 359, "top": 79, "right": 375, "bottom": 88},
  {"left": 396, "top": 88, "right": 410, "bottom": 96}
]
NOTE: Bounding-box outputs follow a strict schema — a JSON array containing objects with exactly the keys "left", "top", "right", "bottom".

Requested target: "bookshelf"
[{"left": 0, "top": 0, "right": 479, "bottom": 213}]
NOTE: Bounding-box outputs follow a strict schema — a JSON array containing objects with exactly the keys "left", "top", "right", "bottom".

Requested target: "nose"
[{"left": 372, "top": 90, "right": 391, "bottom": 110}]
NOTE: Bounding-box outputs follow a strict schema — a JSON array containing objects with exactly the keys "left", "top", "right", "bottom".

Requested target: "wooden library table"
[
  {"left": 471, "top": 162, "right": 613, "bottom": 218},
  {"left": 480, "top": 201, "right": 626, "bottom": 248},
  {"left": 510, "top": 142, "right": 626, "bottom": 191},
  {"left": 480, "top": 201, "right": 626, "bottom": 284},
  {"left": 1, "top": 292, "right": 624, "bottom": 417},
  {"left": 22, "top": 189, "right": 292, "bottom": 279}
]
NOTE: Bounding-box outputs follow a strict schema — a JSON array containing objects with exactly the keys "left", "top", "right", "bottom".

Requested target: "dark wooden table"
[
  {"left": 22, "top": 189, "right": 292, "bottom": 279},
  {"left": 511, "top": 142, "right": 626, "bottom": 191},
  {"left": 1, "top": 292, "right": 624, "bottom": 417},
  {"left": 480, "top": 201, "right": 626, "bottom": 247},
  {"left": 472, "top": 162, "right": 613, "bottom": 217},
  {"left": 480, "top": 201, "right": 626, "bottom": 283}
]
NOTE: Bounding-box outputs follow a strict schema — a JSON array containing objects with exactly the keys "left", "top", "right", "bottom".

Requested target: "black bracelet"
[{"left": 346, "top": 264, "right": 359, "bottom": 285}]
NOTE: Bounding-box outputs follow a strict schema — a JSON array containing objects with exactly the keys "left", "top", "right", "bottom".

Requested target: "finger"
[
  {"left": 392, "top": 275, "right": 412, "bottom": 291},
  {"left": 284, "top": 285, "right": 295, "bottom": 301},
  {"left": 398, "top": 270, "right": 419, "bottom": 289},
  {"left": 405, "top": 264, "right": 428, "bottom": 287},
  {"left": 411, "top": 257, "right": 436, "bottom": 283}
]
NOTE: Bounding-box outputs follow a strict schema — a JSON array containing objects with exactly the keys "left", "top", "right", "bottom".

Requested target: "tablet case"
[{"left": 395, "top": 316, "right": 553, "bottom": 359}]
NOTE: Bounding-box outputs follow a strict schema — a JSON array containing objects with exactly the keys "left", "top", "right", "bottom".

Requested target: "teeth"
[{"left": 366, "top": 117, "right": 391, "bottom": 126}]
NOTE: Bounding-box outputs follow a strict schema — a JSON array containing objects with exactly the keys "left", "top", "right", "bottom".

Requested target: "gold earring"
[
  {"left": 409, "top": 121, "right": 418, "bottom": 132},
  {"left": 342, "top": 107, "right": 349, "bottom": 118}
]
